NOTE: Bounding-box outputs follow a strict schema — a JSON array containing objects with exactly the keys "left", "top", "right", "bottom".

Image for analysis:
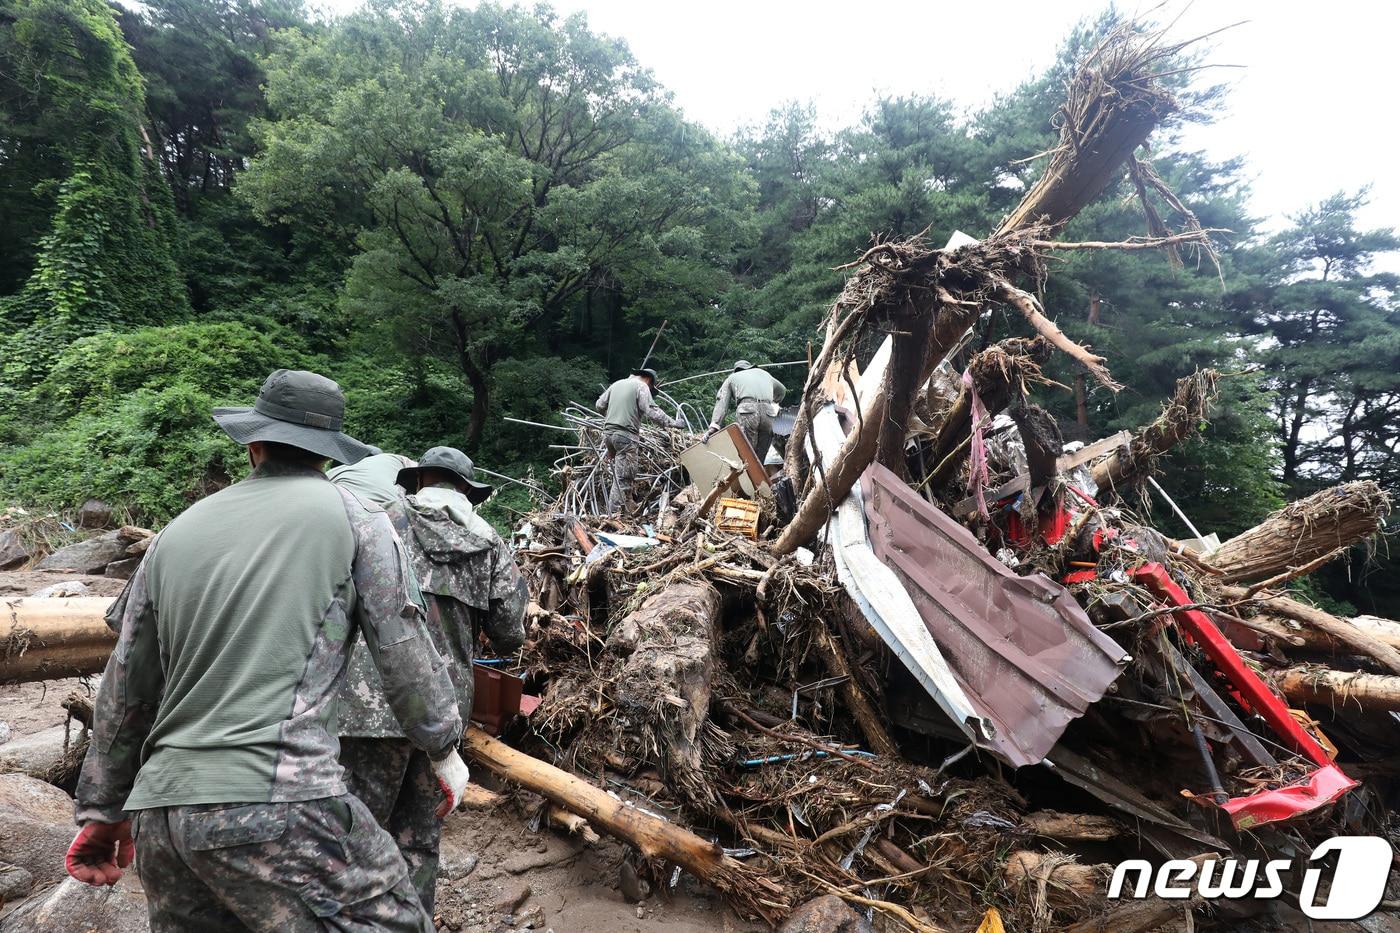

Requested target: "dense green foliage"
[{"left": 0, "top": 1, "right": 1394, "bottom": 609}]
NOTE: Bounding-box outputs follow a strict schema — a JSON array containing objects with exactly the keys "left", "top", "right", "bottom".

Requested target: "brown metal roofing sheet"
[{"left": 861, "top": 463, "right": 1129, "bottom": 766}]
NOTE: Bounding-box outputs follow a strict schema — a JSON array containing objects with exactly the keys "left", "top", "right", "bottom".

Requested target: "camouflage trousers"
[
  {"left": 132, "top": 795, "right": 430, "bottom": 932},
  {"left": 339, "top": 737, "right": 443, "bottom": 915},
  {"left": 736, "top": 401, "right": 775, "bottom": 464},
  {"left": 604, "top": 430, "right": 640, "bottom": 514}
]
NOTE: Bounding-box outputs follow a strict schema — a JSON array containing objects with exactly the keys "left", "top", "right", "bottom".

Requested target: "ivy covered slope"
[{"left": 0, "top": 2, "right": 1395, "bottom": 611}]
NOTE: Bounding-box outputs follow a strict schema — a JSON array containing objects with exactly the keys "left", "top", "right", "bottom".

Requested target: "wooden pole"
[
  {"left": 1, "top": 597, "right": 117, "bottom": 683},
  {"left": 462, "top": 727, "right": 787, "bottom": 918}
]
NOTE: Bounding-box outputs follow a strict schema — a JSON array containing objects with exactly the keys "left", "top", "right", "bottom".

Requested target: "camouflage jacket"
[
  {"left": 337, "top": 484, "right": 528, "bottom": 738},
  {"left": 711, "top": 367, "right": 786, "bottom": 427},
  {"left": 75, "top": 462, "right": 462, "bottom": 824}
]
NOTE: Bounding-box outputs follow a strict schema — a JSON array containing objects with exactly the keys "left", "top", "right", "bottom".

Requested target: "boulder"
[
  {"left": 28, "top": 581, "right": 90, "bottom": 599},
  {"left": 0, "top": 862, "right": 35, "bottom": 903},
  {"left": 0, "top": 874, "right": 149, "bottom": 932},
  {"left": 778, "top": 895, "right": 875, "bottom": 933},
  {"left": 35, "top": 532, "right": 130, "bottom": 575},
  {"left": 0, "top": 530, "right": 31, "bottom": 571},
  {"left": 0, "top": 773, "right": 78, "bottom": 886},
  {"left": 76, "top": 500, "right": 114, "bottom": 530},
  {"left": 104, "top": 558, "right": 142, "bottom": 580},
  {"left": 0, "top": 727, "right": 73, "bottom": 781}
]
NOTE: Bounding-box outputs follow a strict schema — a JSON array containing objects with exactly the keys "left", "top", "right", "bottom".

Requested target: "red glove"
[{"left": 66, "top": 820, "right": 134, "bottom": 886}]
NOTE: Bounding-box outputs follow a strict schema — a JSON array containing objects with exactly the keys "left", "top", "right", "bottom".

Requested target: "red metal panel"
[
  {"left": 862, "top": 464, "right": 1129, "bottom": 767},
  {"left": 1131, "top": 563, "right": 1358, "bottom": 829}
]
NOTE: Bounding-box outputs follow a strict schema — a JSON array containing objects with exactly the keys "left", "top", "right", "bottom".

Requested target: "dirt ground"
[
  {"left": 0, "top": 569, "right": 127, "bottom": 597},
  {"left": 434, "top": 802, "right": 764, "bottom": 933},
  {"left": 0, "top": 677, "right": 94, "bottom": 736}
]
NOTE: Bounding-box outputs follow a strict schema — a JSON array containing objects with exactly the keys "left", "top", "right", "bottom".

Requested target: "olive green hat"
[
  {"left": 397, "top": 446, "right": 494, "bottom": 505},
  {"left": 631, "top": 367, "right": 659, "bottom": 383},
  {"left": 212, "top": 369, "right": 372, "bottom": 465}
]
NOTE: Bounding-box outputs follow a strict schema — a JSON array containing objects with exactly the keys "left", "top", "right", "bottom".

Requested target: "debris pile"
[{"left": 485, "top": 23, "right": 1398, "bottom": 933}]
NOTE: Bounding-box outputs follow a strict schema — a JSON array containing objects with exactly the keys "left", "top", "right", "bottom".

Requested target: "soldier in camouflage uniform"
[
  {"left": 594, "top": 367, "right": 680, "bottom": 514},
  {"left": 707, "top": 360, "right": 787, "bottom": 462},
  {"left": 67, "top": 370, "right": 471, "bottom": 933},
  {"left": 334, "top": 446, "right": 527, "bottom": 914}
]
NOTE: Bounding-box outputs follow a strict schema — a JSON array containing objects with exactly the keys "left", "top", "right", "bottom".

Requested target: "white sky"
[{"left": 317, "top": 0, "right": 1399, "bottom": 241}]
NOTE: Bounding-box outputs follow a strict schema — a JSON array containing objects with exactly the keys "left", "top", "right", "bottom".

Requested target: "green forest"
[{"left": 2, "top": 0, "right": 1397, "bottom": 610}]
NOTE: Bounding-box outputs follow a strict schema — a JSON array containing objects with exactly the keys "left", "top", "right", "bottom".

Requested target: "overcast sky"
[{"left": 317, "top": 0, "right": 1397, "bottom": 241}]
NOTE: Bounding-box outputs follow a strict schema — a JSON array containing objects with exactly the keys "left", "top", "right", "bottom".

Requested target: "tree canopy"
[{"left": 0, "top": 0, "right": 1395, "bottom": 611}]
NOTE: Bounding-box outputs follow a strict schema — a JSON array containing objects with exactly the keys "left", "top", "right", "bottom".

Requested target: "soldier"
[
  {"left": 707, "top": 360, "right": 787, "bottom": 462},
  {"left": 66, "top": 370, "right": 469, "bottom": 933},
  {"left": 334, "top": 446, "right": 527, "bottom": 914},
  {"left": 594, "top": 367, "right": 680, "bottom": 514}
]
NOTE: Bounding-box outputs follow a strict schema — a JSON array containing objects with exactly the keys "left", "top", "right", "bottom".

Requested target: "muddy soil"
[{"left": 434, "top": 802, "right": 764, "bottom": 933}]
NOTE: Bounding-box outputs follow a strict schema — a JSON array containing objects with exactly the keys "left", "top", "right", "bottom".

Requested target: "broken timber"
[{"left": 1, "top": 597, "right": 117, "bottom": 682}]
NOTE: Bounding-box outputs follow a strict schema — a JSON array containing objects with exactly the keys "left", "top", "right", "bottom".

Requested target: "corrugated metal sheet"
[{"left": 862, "top": 464, "right": 1130, "bottom": 766}]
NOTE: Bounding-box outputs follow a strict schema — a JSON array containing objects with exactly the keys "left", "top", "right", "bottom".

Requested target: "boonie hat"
[
  {"left": 397, "top": 446, "right": 494, "bottom": 505},
  {"left": 212, "top": 369, "right": 372, "bottom": 465}
]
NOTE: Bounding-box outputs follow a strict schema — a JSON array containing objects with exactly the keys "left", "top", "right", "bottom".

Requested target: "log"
[
  {"left": 1004, "top": 850, "right": 1106, "bottom": 906},
  {"left": 606, "top": 580, "right": 722, "bottom": 806},
  {"left": 463, "top": 727, "right": 787, "bottom": 919},
  {"left": 812, "top": 625, "right": 899, "bottom": 757},
  {"left": 1091, "top": 370, "right": 1217, "bottom": 494},
  {"left": 1020, "top": 811, "right": 1121, "bottom": 842},
  {"left": 1226, "top": 588, "right": 1400, "bottom": 677},
  {"left": 1248, "top": 615, "right": 1400, "bottom": 655},
  {"left": 1271, "top": 667, "right": 1400, "bottom": 713},
  {"left": 1208, "top": 482, "right": 1390, "bottom": 585},
  {"left": 1061, "top": 854, "right": 1214, "bottom": 933},
  {"left": 1, "top": 597, "right": 117, "bottom": 683},
  {"left": 992, "top": 29, "right": 1176, "bottom": 238}
]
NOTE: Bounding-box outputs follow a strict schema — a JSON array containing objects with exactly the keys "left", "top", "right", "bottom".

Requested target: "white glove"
[{"left": 431, "top": 749, "right": 471, "bottom": 818}]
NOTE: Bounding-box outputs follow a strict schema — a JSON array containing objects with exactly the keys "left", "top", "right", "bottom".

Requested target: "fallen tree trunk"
[
  {"left": 774, "top": 301, "right": 980, "bottom": 555},
  {"left": 1208, "top": 482, "right": 1390, "bottom": 585},
  {"left": 1020, "top": 810, "right": 1121, "bottom": 842},
  {"left": 1225, "top": 587, "right": 1400, "bottom": 677},
  {"left": 1091, "top": 370, "right": 1217, "bottom": 494},
  {"left": 1247, "top": 614, "right": 1400, "bottom": 656},
  {"left": 1, "top": 597, "right": 117, "bottom": 682},
  {"left": 1004, "top": 850, "right": 1107, "bottom": 907},
  {"left": 1271, "top": 667, "right": 1400, "bottom": 713},
  {"left": 778, "top": 28, "right": 1190, "bottom": 550},
  {"left": 463, "top": 727, "right": 788, "bottom": 920},
  {"left": 606, "top": 579, "right": 723, "bottom": 807}
]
